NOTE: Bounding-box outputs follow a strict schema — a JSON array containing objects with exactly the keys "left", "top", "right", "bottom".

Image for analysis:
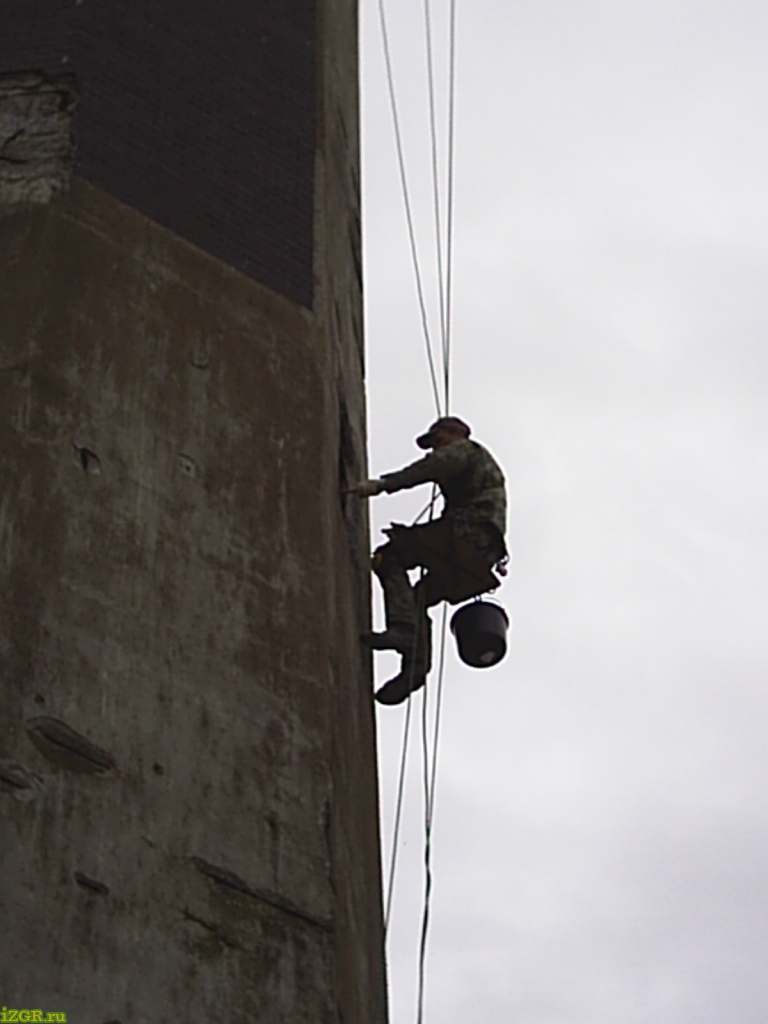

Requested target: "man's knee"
[
  {"left": 372, "top": 542, "right": 401, "bottom": 579},
  {"left": 415, "top": 574, "right": 448, "bottom": 610}
]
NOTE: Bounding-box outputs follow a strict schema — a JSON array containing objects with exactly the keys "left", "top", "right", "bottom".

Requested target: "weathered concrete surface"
[
  {"left": 0, "top": 1, "right": 385, "bottom": 1021},
  {"left": 0, "top": 73, "right": 77, "bottom": 205}
]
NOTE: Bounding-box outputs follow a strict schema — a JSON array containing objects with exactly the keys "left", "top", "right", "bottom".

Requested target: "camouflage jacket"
[{"left": 380, "top": 438, "right": 507, "bottom": 541}]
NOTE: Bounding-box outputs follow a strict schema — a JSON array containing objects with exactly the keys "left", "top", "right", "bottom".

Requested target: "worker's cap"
[{"left": 416, "top": 416, "right": 471, "bottom": 449}]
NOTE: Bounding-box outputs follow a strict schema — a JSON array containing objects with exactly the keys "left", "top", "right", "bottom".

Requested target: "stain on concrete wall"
[{"left": 0, "top": 72, "right": 77, "bottom": 204}]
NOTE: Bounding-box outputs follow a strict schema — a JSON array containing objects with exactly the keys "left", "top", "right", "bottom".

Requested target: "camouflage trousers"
[{"left": 371, "top": 515, "right": 503, "bottom": 671}]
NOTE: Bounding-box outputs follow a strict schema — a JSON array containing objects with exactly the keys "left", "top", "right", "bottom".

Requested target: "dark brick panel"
[
  {"left": 0, "top": 0, "right": 317, "bottom": 307},
  {"left": 0, "top": 0, "right": 73, "bottom": 70}
]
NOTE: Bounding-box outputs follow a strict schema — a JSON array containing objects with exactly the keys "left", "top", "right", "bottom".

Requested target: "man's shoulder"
[
  {"left": 467, "top": 439, "right": 505, "bottom": 478},
  {"left": 465, "top": 438, "right": 497, "bottom": 462},
  {"left": 429, "top": 437, "right": 475, "bottom": 466},
  {"left": 444, "top": 438, "right": 477, "bottom": 455},
  {"left": 429, "top": 438, "right": 503, "bottom": 480}
]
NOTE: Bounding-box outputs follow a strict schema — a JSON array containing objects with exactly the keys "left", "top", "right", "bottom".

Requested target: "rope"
[
  {"left": 384, "top": 687, "right": 412, "bottom": 929},
  {"left": 417, "top": 3, "right": 458, "bottom": 1017},
  {"left": 416, "top": 603, "right": 448, "bottom": 1024},
  {"left": 374, "top": 2, "right": 461, "bottom": 1020},
  {"left": 423, "top": 0, "right": 448, "bottom": 368},
  {"left": 444, "top": 0, "right": 458, "bottom": 414},
  {"left": 383, "top": 486, "right": 438, "bottom": 931},
  {"left": 417, "top": 669, "right": 433, "bottom": 1024},
  {"left": 376, "top": 0, "right": 443, "bottom": 416},
  {"left": 429, "top": 607, "right": 449, "bottom": 823}
]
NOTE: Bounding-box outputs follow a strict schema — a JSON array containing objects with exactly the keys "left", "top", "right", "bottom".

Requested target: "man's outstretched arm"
[
  {"left": 348, "top": 444, "right": 472, "bottom": 498},
  {"left": 345, "top": 478, "right": 385, "bottom": 497}
]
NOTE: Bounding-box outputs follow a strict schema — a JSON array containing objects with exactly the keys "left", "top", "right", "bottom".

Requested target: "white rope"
[
  {"left": 416, "top": 602, "right": 449, "bottom": 1024},
  {"left": 384, "top": 689, "right": 412, "bottom": 930},
  {"left": 444, "top": 0, "right": 458, "bottom": 414},
  {"left": 423, "top": 0, "right": 448, "bottom": 369},
  {"left": 374, "top": 2, "right": 461, "bottom": 1021},
  {"left": 376, "top": 0, "right": 443, "bottom": 416}
]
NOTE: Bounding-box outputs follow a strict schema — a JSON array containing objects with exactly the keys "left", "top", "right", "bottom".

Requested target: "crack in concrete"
[
  {"left": 26, "top": 716, "right": 116, "bottom": 774},
  {"left": 191, "top": 855, "right": 334, "bottom": 932},
  {"left": 181, "top": 907, "right": 241, "bottom": 950},
  {"left": 74, "top": 871, "right": 110, "bottom": 896}
]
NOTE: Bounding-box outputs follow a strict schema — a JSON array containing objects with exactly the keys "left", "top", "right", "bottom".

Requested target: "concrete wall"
[{"left": 0, "top": 2, "right": 386, "bottom": 1022}]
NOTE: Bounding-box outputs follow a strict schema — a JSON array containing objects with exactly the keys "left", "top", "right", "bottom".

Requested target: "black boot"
[{"left": 374, "top": 653, "right": 427, "bottom": 706}]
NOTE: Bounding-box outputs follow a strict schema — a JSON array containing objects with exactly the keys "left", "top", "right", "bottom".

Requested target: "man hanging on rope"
[{"left": 350, "top": 416, "right": 508, "bottom": 705}]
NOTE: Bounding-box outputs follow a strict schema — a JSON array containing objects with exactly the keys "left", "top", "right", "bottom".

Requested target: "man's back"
[{"left": 381, "top": 437, "right": 506, "bottom": 539}]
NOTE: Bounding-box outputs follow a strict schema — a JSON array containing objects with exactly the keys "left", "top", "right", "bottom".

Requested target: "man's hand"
[{"left": 345, "top": 479, "right": 385, "bottom": 498}]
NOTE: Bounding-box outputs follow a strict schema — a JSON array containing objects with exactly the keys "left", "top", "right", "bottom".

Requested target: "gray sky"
[{"left": 360, "top": 2, "right": 768, "bottom": 1022}]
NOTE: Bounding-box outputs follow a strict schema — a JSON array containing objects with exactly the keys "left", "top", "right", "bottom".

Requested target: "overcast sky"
[{"left": 360, "top": 2, "right": 768, "bottom": 1022}]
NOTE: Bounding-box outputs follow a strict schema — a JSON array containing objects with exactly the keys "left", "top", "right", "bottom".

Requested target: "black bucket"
[{"left": 450, "top": 601, "right": 510, "bottom": 668}]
